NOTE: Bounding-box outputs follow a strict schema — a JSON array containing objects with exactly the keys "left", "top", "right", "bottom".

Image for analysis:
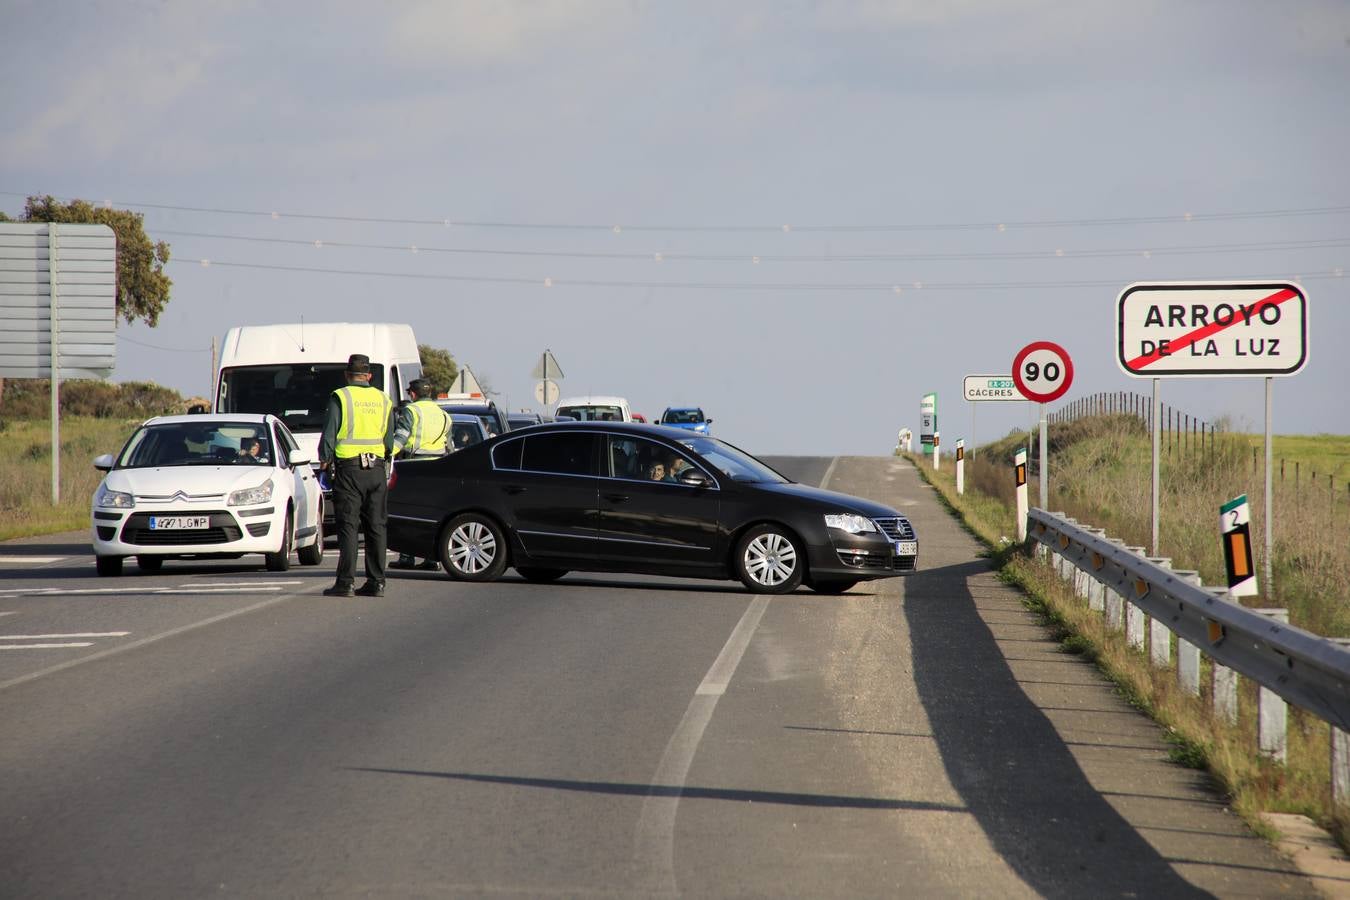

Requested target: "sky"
[{"left": 3, "top": 0, "right": 1348, "bottom": 455}]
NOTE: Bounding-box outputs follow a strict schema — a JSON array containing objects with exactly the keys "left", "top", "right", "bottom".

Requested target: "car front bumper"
[
  {"left": 806, "top": 529, "right": 917, "bottom": 580},
  {"left": 91, "top": 504, "right": 284, "bottom": 556}
]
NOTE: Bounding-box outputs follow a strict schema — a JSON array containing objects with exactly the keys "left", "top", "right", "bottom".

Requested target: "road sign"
[
  {"left": 1116, "top": 281, "right": 1307, "bottom": 377},
  {"left": 963, "top": 374, "right": 1021, "bottom": 402},
  {"left": 1012, "top": 341, "right": 1074, "bottom": 403},
  {"left": 920, "top": 393, "right": 937, "bottom": 450},
  {"left": 1220, "top": 494, "right": 1258, "bottom": 597},
  {"left": 0, "top": 223, "right": 117, "bottom": 379},
  {"left": 448, "top": 367, "right": 484, "bottom": 396},
  {"left": 534, "top": 380, "right": 559, "bottom": 405},
  {"left": 530, "top": 350, "right": 564, "bottom": 381}
]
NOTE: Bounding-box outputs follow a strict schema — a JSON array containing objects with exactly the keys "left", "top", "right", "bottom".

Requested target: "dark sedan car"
[{"left": 385, "top": 422, "right": 917, "bottom": 594}]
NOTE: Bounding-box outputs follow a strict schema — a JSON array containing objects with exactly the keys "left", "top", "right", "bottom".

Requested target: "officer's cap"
[
  {"left": 408, "top": 378, "right": 431, "bottom": 396},
  {"left": 345, "top": 354, "right": 372, "bottom": 375}
]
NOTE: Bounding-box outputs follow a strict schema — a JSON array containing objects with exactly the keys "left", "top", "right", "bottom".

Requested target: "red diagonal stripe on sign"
[{"left": 1126, "top": 287, "right": 1297, "bottom": 370}]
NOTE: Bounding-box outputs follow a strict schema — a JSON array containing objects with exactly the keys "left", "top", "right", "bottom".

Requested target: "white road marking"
[
  {"left": 0, "top": 585, "right": 320, "bottom": 693},
  {"left": 188, "top": 581, "right": 303, "bottom": 588},
  {"left": 0, "top": 632, "right": 130, "bottom": 639},
  {"left": 820, "top": 455, "right": 840, "bottom": 490},
  {"left": 0, "top": 556, "right": 69, "bottom": 565},
  {"left": 0, "top": 586, "right": 285, "bottom": 598},
  {"left": 0, "top": 612, "right": 18, "bottom": 618},
  {"left": 635, "top": 594, "right": 772, "bottom": 894},
  {"left": 0, "top": 643, "right": 94, "bottom": 650}
]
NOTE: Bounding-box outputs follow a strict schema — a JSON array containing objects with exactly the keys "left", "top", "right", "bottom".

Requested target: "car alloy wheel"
[
  {"left": 736, "top": 525, "right": 804, "bottom": 594},
  {"left": 440, "top": 513, "right": 508, "bottom": 582}
]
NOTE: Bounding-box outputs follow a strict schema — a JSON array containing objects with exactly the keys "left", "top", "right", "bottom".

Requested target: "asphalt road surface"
[{"left": 0, "top": 456, "right": 1316, "bottom": 898}]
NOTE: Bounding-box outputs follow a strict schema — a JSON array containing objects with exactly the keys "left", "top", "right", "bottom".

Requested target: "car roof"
[
  {"left": 493, "top": 420, "right": 704, "bottom": 441},
  {"left": 662, "top": 407, "right": 703, "bottom": 413},
  {"left": 555, "top": 396, "right": 629, "bottom": 407},
  {"left": 143, "top": 413, "right": 273, "bottom": 426},
  {"left": 450, "top": 413, "right": 486, "bottom": 425}
]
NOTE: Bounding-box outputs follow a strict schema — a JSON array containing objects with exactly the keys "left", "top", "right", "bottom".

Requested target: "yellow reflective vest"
[
  {"left": 333, "top": 385, "right": 393, "bottom": 459},
  {"left": 407, "top": 399, "right": 450, "bottom": 455}
]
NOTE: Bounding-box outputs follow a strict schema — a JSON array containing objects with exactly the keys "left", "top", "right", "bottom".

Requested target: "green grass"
[{"left": 0, "top": 417, "right": 140, "bottom": 540}]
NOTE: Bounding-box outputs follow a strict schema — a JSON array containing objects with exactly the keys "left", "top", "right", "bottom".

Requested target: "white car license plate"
[
  {"left": 895, "top": 541, "right": 917, "bottom": 556},
  {"left": 149, "top": 516, "right": 210, "bottom": 530}
]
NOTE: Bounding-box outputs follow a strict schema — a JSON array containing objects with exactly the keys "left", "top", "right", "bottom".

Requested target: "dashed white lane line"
[
  {"left": 0, "top": 632, "right": 131, "bottom": 639},
  {"left": 0, "top": 643, "right": 94, "bottom": 650},
  {"left": 0, "top": 612, "right": 18, "bottom": 619},
  {"left": 0, "top": 586, "right": 289, "bottom": 598},
  {"left": 0, "top": 556, "right": 69, "bottom": 565}
]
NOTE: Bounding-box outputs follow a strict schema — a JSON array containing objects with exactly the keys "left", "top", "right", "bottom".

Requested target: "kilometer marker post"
[{"left": 1220, "top": 494, "right": 1258, "bottom": 597}]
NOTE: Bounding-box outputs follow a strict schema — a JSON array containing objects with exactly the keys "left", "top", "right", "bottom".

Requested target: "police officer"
[
  {"left": 390, "top": 378, "right": 451, "bottom": 571},
  {"left": 320, "top": 354, "right": 397, "bottom": 597}
]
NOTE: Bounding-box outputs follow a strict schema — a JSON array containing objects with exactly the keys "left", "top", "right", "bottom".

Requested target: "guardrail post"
[
  {"left": 1254, "top": 608, "right": 1289, "bottom": 764},
  {"left": 1332, "top": 639, "right": 1350, "bottom": 806},
  {"left": 1103, "top": 539, "right": 1126, "bottom": 631},
  {"left": 1146, "top": 557, "right": 1173, "bottom": 668},
  {"left": 1125, "top": 546, "right": 1147, "bottom": 651},
  {"left": 1176, "top": 572, "right": 1203, "bottom": 697},
  {"left": 1082, "top": 528, "right": 1106, "bottom": 613}
]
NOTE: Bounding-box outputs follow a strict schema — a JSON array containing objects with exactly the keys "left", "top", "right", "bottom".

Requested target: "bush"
[{"left": 1, "top": 379, "right": 185, "bottom": 421}]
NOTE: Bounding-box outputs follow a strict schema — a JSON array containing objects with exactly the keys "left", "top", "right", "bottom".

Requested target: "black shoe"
[
  {"left": 415, "top": 559, "right": 441, "bottom": 571},
  {"left": 355, "top": 582, "right": 385, "bottom": 597},
  {"left": 323, "top": 585, "right": 354, "bottom": 597},
  {"left": 390, "top": 555, "right": 417, "bottom": 570}
]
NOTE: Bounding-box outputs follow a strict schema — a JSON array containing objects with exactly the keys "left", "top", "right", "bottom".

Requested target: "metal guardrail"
[{"left": 1027, "top": 508, "right": 1350, "bottom": 731}]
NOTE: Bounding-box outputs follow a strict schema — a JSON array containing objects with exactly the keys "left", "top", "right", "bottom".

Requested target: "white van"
[
  {"left": 554, "top": 395, "right": 633, "bottom": 423},
  {"left": 214, "top": 322, "right": 421, "bottom": 466}
]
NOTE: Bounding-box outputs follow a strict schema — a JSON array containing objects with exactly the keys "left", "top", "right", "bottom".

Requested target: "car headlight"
[
  {"left": 824, "top": 513, "right": 877, "bottom": 534},
  {"left": 96, "top": 485, "right": 135, "bottom": 509},
  {"left": 227, "top": 480, "right": 274, "bottom": 506}
]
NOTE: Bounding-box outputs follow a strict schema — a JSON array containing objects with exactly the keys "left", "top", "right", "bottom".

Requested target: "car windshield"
[
  {"left": 662, "top": 409, "right": 704, "bottom": 424},
  {"left": 218, "top": 363, "right": 385, "bottom": 433},
  {"left": 556, "top": 405, "right": 623, "bottom": 422},
  {"left": 677, "top": 436, "right": 787, "bottom": 483},
  {"left": 118, "top": 422, "right": 272, "bottom": 469}
]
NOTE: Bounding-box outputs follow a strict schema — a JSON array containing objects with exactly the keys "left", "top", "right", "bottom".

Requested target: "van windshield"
[
  {"left": 218, "top": 364, "right": 385, "bottom": 433},
  {"left": 556, "top": 405, "right": 623, "bottom": 422}
]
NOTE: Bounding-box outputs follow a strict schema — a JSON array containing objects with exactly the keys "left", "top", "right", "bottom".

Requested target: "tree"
[
  {"left": 20, "top": 195, "right": 172, "bottom": 327},
  {"left": 418, "top": 344, "right": 458, "bottom": 395}
]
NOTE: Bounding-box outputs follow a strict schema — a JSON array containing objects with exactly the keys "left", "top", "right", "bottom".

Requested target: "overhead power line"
[
  {"left": 181, "top": 257, "right": 1348, "bottom": 292},
  {"left": 5, "top": 190, "right": 1350, "bottom": 234},
  {"left": 157, "top": 228, "right": 1350, "bottom": 264}
]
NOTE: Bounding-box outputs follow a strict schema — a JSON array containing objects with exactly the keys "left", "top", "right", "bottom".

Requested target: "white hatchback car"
[{"left": 91, "top": 413, "right": 324, "bottom": 576}]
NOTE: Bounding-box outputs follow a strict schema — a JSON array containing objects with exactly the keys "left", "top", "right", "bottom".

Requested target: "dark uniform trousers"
[{"left": 332, "top": 461, "right": 388, "bottom": 588}]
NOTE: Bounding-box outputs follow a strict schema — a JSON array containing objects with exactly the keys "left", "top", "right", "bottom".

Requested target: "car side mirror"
[
  {"left": 706, "top": 418, "right": 713, "bottom": 425},
  {"left": 678, "top": 469, "right": 712, "bottom": 488},
  {"left": 288, "top": 449, "right": 311, "bottom": 467},
  {"left": 94, "top": 453, "right": 114, "bottom": 472}
]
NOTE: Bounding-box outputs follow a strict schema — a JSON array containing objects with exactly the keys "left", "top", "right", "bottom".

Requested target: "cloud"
[{"left": 385, "top": 0, "right": 633, "bottom": 67}]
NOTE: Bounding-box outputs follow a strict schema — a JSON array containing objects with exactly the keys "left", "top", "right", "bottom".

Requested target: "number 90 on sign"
[{"left": 1012, "top": 341, "right": 1074, "bottom": 403}]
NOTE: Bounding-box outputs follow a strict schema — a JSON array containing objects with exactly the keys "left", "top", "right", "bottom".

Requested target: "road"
[{"left": 0, "top": 456, "right": 1315, "bottom": 898}]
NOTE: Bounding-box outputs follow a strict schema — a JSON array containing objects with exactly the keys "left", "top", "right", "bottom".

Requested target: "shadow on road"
[
  {"left": 904, "top": 558, "right": 1216, "bottom": 899},
  {"left": 347, "top": 767, "right": 965, "bottom": 813}
]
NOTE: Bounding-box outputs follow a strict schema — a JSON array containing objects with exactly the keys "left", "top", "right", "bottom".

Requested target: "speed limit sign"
[{"left": 1012, "top": 341, "right": 1074, "bottom": 403}]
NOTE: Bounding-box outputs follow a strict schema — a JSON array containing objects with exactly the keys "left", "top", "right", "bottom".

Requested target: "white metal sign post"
[
  {"left": 0, "top": 223, "right": 117, "bottom": 505},
  {"left": 955, "top": 439, "right": 965, "bottom": 495},
  {"left": 1117, "top": 281, "right": 1308, "bottom": 591},
  {"left": 1012, "top": 342, "right": 1074, "bottom": 510},
  {"left": 1220, "top": 494, "right": 1259, "bottom": 597},
  {"left": 1014, "top": 448, "right": 1028, "bottom": 541}
]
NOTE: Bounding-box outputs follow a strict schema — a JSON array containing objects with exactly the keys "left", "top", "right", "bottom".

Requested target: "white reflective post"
[
  {"left": 955, "top": 439, "right": 965, "bottom": 495},
  {"left": 1014, "top": 448, "right": 1028, "bottom": 542}
]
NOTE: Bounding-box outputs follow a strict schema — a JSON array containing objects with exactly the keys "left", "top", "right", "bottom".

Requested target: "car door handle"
[
  {"left": 603, "top": 492, "right": 630, "bottom": 503},
  {"left": 502, "top": 485, "right": 527, "bottom": 495}
]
